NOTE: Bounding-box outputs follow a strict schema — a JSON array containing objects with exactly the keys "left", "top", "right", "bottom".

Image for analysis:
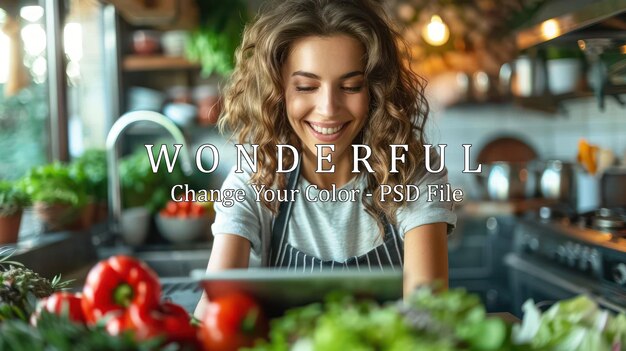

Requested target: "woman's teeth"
[{"left": 309, "top": 123, "right": 344, "bottom": 135}]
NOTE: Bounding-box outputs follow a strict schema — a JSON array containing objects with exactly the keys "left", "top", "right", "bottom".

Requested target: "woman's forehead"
[{"left": 282, "top": 35, "right": 366, "bottom": 78}]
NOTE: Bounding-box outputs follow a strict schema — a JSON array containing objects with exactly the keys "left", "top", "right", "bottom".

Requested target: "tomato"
[
  {"left": 164, "top": 201, "right": 178, "bottom": 216},
  {"left": 199, "top": 292, "right": 268, "bottom": 351},
  {"left": 37, "top": 292, "right": 86, "bottom": 324},
  {"left": 107, "top": 302, "right": 198, "bottom": 348},
  {"left": 190, "top": 203, "right": 206, "bottom": 217}
]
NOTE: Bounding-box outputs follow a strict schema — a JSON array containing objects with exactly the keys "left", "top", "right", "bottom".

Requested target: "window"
[
  {"left": 0, "top": 0, "right": 107, "bottom": 180},
  {"left": 0, "top": 5, "right": 49, "bottom": 180}
]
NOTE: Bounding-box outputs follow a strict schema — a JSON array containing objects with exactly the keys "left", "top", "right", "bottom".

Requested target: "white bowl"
[
  {"left": 155, "top": 214, "right": 211, "bottom": 243},
  {"left": 163, "top": 103, "right": 197, "bottom": 127},
  {"left": 127, "top": 87, "right": 165, "bottom": 111},
  {"left": 161, "top": 30, "right": 188, "bottom": 57}
]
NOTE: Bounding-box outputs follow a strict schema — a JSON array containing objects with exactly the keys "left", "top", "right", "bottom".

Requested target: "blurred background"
[{"left": 0, "top": 0, "right": 625, "bottom": 316}]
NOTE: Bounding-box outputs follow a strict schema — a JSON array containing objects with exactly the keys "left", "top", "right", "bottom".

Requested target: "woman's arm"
[
  {"left": 403, "top": 222, "right": 449, "bottom": 297},
  {"left": 193, "top": 234, "right": 251, "bottom": 318}
]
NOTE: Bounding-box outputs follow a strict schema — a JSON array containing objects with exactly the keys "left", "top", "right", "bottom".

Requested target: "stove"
[{"left": 505, "top": 206, "right": 626, "bottom": 316}]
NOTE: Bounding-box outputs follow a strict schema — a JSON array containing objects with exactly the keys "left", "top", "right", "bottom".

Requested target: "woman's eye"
[
  {"left": 295, "top": 86, "right": 316, "bottom": 92},
  {"left": 343, "top": 86, "right": 363, "bottom": 93}
]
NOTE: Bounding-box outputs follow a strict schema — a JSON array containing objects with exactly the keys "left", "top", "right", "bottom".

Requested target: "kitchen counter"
[{"left": 458, "top": 198, "right": 557, "bottom": 217}]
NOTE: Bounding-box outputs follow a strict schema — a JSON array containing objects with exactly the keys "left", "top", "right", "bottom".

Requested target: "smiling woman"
[{"left": 196, "top": 0, "right": 457, "bottom": 318}]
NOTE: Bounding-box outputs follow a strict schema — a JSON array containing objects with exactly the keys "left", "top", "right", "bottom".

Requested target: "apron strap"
[{"left": 268, "top": 160, "right": 301, "bottom": 266}]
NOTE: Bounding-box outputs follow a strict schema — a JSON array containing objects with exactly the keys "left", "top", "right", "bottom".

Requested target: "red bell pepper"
[
  {"left": 81, "top": 255, "right": 161, "bottom": 324},
  {"left": 107, "top": 302, "right": 198, "bottom": 347},
  {"left": 36, "top": 292, "right": 86, "bottom": 324}
]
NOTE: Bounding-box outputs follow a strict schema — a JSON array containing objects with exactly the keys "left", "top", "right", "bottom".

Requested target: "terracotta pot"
[
  {"left": 0, "top": 210, "right": 22, "bottom": 244},
  {"left": 33, "top": 202, "right": 82, "bottom": 232},
  {"left": 96, "top": 202, "right": 108, "bottom": 223},
  {"left": 79, "top": 202, "right": 97, "bottom": 230}
]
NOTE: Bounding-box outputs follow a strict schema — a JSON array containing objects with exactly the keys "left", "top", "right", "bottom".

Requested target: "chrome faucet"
[{"left": 105, "top": 111, "right": 194, "bottom": 235}]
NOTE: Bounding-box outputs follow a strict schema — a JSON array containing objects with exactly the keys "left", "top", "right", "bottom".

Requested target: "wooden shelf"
[
  {"left": 123, "top": 55, "right": 201, "bottom": 72},
  {"left": 513, "top": 85, "right": 626, "bottom": 113}
]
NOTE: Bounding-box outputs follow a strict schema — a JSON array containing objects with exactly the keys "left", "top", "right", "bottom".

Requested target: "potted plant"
[
  {"left": 545, "top": 46, "right": 584, "bottom": 95},
  {"left": 70, "top": 149, "right": 108, "bottom": 226},
  {"left": 185, "top": 0, "right": 249, "bottom": 77},
  {"left": 118, "top": 144, "right": 188, "bottom": 245},
  {"left": 18, "top": 163, "right": 89, "bottom": 232},
  {"left": 0, "top": 181, "right": 28, "bottom": 244}
]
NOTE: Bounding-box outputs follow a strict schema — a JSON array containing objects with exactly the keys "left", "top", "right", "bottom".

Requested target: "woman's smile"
[{"left": 305, "top": 121, "right": 351, "bottom": 142}]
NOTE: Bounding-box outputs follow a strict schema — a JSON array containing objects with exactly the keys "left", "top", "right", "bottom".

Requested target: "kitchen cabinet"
[{"left": 448, "top": 214, "right": 516, "bottom": 313}]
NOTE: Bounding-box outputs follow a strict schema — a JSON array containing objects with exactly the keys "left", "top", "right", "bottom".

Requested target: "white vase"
[{"left": 547, "top": 58, "right": 582, "bottom": 95}]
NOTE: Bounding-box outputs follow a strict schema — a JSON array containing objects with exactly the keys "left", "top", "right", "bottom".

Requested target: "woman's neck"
[{"left": 300, "top": 150, "right": 356, "bottom": 190}]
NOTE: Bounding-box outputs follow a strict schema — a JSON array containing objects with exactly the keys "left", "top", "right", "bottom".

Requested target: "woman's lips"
[{"left": 306, "top": 121, "right": 348, "bottom": 142}]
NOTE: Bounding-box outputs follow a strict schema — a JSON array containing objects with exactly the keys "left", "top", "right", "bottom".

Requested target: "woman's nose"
[{"left": 316, "top": 86, "right": 340, "bottom": 117}]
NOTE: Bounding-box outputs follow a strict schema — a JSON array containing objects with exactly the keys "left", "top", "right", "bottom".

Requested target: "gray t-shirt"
[{"left": 211, "top": 151, "right": 457, "bottom": 267}]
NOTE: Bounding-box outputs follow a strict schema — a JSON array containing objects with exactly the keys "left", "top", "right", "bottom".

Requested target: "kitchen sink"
[
  {"left": 131, "top": 249, "right": 211, "bottom": 278},
  {"left": 128, "top": 249, "right": 211, "bottom": 313}
]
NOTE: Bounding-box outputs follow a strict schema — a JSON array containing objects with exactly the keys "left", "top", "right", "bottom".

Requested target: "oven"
[
  {"left": 507, "top": 213, "right": 626, "bottom": 317},
  {"left": 449, "top": 214, "right": 516, "bottom": 313},
  {"left": 506, "top": 253, "right": 626, "bottom": 316}
]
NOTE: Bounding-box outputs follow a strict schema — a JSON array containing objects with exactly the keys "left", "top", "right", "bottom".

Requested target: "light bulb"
[
  {"left": 422, "top": 15, "right": 450, "bottom": 46},
  {"left": 20, "top": 6, "right": 44, "bottom": 23},
  {"left": 540, "top": 19, "right": 560, "bottom": 40}
]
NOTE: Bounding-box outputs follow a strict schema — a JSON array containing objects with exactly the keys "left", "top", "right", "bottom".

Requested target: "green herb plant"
[
  {"left": 0, "top": 311, "right": 163, "bottom": 351},
  {"left": 18, "top": 163, "right": 88, "bottom": 208},
  {"left": 70, "top": 149, "right": 108, "bottom": 203},
  {"left": 185, "top": 0, "right": 249, "bottom": 77},
  {"left": 119, "top": 144, "right": 188, "bottom": 214},
  {"left": 0, "top": 248, "right": 72, "bottom": 322},
  {"left": 0, "top": 181, "right": 28, "bottom": 217}
]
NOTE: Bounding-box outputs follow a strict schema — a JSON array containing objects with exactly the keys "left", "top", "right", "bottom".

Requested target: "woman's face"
[{"left": 282, "top": 35, "right": 369, "bottom": 164}]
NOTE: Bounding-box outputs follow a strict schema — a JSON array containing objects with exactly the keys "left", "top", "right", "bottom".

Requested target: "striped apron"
[{"left": 267, "top": 161, "right": 404, "bottom": 272}]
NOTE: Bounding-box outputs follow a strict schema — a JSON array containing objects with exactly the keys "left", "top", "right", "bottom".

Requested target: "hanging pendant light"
[{"left": 422, "top": 14, "right": 450, "bottom": 46}]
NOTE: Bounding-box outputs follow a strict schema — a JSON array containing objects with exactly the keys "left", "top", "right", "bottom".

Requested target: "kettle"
[{"left": 539, "top": 160, "right": 577, "bottom": 206}]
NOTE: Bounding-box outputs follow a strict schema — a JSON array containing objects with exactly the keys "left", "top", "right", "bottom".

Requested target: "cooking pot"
[
  {"left": 481, "top": 162, "right": 538, "bottom": 200},
  {"left": 539, "top": 160, "right": 576, "bottom": 205}
]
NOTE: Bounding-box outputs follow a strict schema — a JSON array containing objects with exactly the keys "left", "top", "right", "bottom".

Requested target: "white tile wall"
[{"left": 431, "top": 96, "right": 626, "bottom": 190}]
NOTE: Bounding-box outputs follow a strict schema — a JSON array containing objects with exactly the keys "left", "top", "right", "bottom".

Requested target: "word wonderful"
[{"left": 145, "top": 143, "right": 483, "bottom": 174}]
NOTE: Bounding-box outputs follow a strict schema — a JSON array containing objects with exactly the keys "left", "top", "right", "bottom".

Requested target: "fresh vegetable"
[
  {"left": 200, "top": 292, "right": 268, "bottom": 351},
  {"left": 1, "top": 250, "right": 72, "bottom": 322},
  {"left": 250, "top": 291, "right": 460, "bottom": 351},
  {"left": 81, "top": 255, "right": 161, "bottom": 324},
  {"left": 250, "top": 288, "right": 508, "bottom": 351},
  {"left": 160, "top": 200, "right": 206, "bottom": 218},
  {"left": 107, "top": 301, "right": 198, "bottom": 348},
  {"left": 512, "top": 295, "right": 626, "bottom": 351},
  {"left": 0, "top": 310, "right": 162, "bottom": 351},
  {"left": 36, "top": 292, "right": 85, "bottom": 324}
]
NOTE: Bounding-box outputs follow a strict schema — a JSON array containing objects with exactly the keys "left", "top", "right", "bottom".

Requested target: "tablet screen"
[{"left": 193, "top": 269, "right": 403, "bottom": 314}]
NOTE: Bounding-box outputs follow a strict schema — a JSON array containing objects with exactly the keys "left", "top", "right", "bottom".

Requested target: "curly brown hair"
[{"left": 219, "top": 0, "right": 430, "bottom": 234}]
